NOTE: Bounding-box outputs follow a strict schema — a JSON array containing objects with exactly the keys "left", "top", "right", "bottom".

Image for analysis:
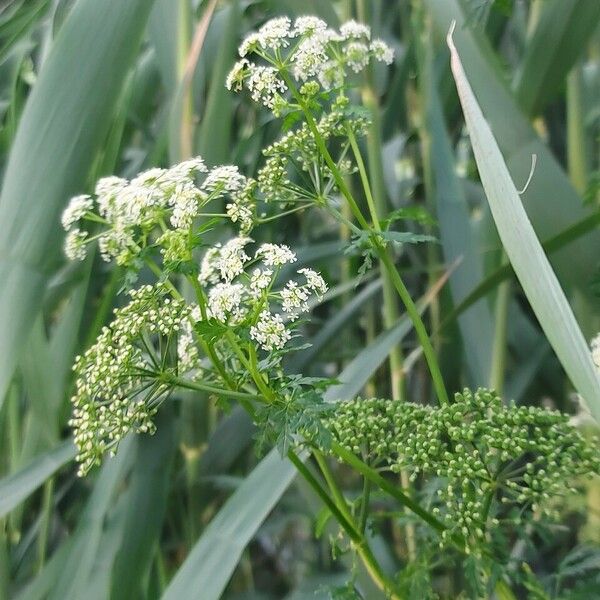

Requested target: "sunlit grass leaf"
[
  {"left": 447, "top": 25, "right": 600, "bottom": 420},
  {"left": 426, "top": 0, "right": 600, "bottom": 299},
  {"left": 0, "top": 0, "right": 156, "bottom": 406}
]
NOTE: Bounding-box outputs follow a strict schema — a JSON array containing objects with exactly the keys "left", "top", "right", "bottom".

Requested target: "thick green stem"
[
  {"left": 169, "top": 375, "right": 260, "bottom": 405},
  {"left": 309, "top": 450, "right": 403, "bottom": 599},
  {"left": 376, "top": 251, "right": 449, "bottom": 405}
]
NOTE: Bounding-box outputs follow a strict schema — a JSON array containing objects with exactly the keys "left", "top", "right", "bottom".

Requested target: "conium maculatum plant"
[{"left": 62, "top": 15, "right": 600, "bottom": 599}]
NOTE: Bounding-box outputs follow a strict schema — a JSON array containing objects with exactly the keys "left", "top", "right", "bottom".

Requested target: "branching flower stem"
[
  {"left": 288, "top": 452, "right": 403, "bottom": 599},
  {"left": 281, "top": 71, "right": 449, "bottom": 406},
  {"left": 144, "top": 268, "right": 412, "bottom": 597}
]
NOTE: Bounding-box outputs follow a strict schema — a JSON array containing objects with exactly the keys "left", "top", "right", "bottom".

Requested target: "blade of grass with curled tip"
[
  {"left": 162, "top": 271, "right": 450, "bottom": 600},
  {"left": 0, "top": 0, "right": 157, "bottom": 406},
  {"left": 426, "top": 0, "right": 600, "bottom": 297},
  {"left": 447, "top": 25, "right": 600, "bottom": 420}
]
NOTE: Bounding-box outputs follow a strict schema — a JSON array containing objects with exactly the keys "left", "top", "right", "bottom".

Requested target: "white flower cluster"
[
  {"left": 198, "top": 238, "right": 327, "bottom": 350},
  {"left": 226, "top": 15, "right": 394, "bottom": 107},
  {"left": 61, "top": 158, "right": 257, "bottom": 266},
  {"left": 69, "top": 285, "right": 190, "bottom": 476}
]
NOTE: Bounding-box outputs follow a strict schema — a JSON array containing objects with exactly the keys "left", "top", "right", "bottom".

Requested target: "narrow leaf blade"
[{"left": 447, "top": 27, "right": 600, "bottom": 419}]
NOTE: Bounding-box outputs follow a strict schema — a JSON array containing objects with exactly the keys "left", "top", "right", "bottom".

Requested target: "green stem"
[
  {"left": 288, "top": 451, "right": 361, "bottom": 541},
  {"left": 358, "top": 477, "right": 372, "bottom": 534},
  {"left": 347, "top": 128, "right": 381, "bottom": 231},
  {"left": 281, "top": 73, "right": 448, "bottom": 405},
  {"left": 313, "top": 449, "right": 354, "bottom": 523},
  {"left": 225, "top": 331, "right": 276, "bottom": 403},
  {"left": 309, "top": 450, "right": 403, "bottom": 599},
  {"left": 169, "top": 375, "right": 260, "bottom": 405},
  {"left": 332, "top": 442, "right": 447, "bottom": 535},
  {"left": 377, "top": 251, "right": 449, "bottom": 405}
]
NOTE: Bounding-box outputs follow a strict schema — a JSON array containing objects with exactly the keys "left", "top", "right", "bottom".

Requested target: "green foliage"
[
  {"left": 2, "top": 1, "right": 600, "bottom": 598},
  {"left": 325, "top": 389, "right": 600, "bottom": 553}
]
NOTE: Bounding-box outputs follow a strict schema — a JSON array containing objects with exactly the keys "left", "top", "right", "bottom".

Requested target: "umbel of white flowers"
[
  {"left": 61, "top": 158, "right": 257, "bottom": 266},
  {"left": 226, "top": 16, "right": 394, "bottom": 110},
  {"left": 62, "top": 152, "right": 328, "bottom": 475}
]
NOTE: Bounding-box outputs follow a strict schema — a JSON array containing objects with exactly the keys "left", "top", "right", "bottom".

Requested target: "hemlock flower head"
[
  {"left": 339, "top": 19, "right": 371, "bottom": 40},
  {"left": 246, "top": 66, "right": 287, "bottom": 109},
  {"left": 61, "top": 157, "right": 258, "bottom": 266},
  {"left": 370, "top": 39, "right": 394, "bottom": 65},
  {"left": 344, "top": 42, "right": 370, "bottom": 73},
  {"left": 64, "top": 229, "right": 88, "bottom": 261},
  {"left": 196, "top": 236, "right": 326, "bottom": 339},
  {"left": 225, "top": 59, "right": 249, "bottom": 91},
  {"left": 298, "top": 268, "right": 328, "bottom": 295},
  {"left": 227, "top": 16, "right": 394, "bottom": 109},
  {"left": 207, "top": 282, "right": 245, "bottom": 323},
  {"left": 61, "top": 194, "right": 93, "bottom": 230},
  {"left": 258, "top": 16, "right": 291, "bottom": 50},
  {"left": 202, "top": 165, "right": 247, "bottom": 195},
  {"left": 249, "top": 268, "right": 273, "bottom": 297},
  {"left": 280, "top": 280, "right": 310, "bottom": 320},
  {"left": 218, "top": 236, "right": 252, "bottom": 282},
  {"left": 293, "top": 16, "right": 328, "bottom": 36},
  {"left": 250, "top": 310, "right": 291, "bottom": 350},
  {"left": 256, "top": 243, "right": 296, "bottom": 266}
]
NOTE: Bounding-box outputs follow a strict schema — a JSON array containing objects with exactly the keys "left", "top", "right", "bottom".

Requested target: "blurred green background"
[{"left": 1, "top": 0, "right": 600, "bottom": 598}]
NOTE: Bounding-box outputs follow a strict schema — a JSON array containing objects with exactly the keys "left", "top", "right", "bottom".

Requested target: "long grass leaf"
[
  {"left": 0, "top": 0, "right": 156, "bottom": 405},
  {"left": 447, "top": 26, "right": 600, "bottom": 419},
  {"left": 513, "top": 0, "right": 600, "bottom": 116},
  {"left": 426, "top": 0, "right": 600, "bottom": 296}
]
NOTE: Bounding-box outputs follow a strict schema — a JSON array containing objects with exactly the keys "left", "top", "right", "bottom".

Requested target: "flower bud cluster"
[
  {"left": 198, "top": 237, "right": 327, "bottom": 350},
  {"left": 61, "top": 157, "right": 257, "bottom": 266},
  {"left": 69, "top": 285, "right": 190, "bottom": 476},
  {"left": 226, "top": 16, "right": 394, "bottom": 109},
  {"left": 324, "top": 388, "right": 600, "bottom": 546},
  {"left": 258, "top": 97, "right": 370, "bottom": 204}
]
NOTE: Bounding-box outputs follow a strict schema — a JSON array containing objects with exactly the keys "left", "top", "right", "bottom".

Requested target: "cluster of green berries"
[{"left": 324, "top": 388, "right": 600, "bottom": 549}]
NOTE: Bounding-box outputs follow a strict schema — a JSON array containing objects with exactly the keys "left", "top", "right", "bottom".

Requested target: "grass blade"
[
  {"left": 426, "top": 0, "right": 600, "bottom": 296},
  {"left": 513, "top": 0, "right": 600, "bottom": 116},
  {"left": 0, "top": 441, "right": 75, "bottom": 519},
  {"left": 0, "top": 0, "right": 156, "bottom": 405},
  {"left": 447, "top": 26, "right": 600, "bottom": 419}
]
